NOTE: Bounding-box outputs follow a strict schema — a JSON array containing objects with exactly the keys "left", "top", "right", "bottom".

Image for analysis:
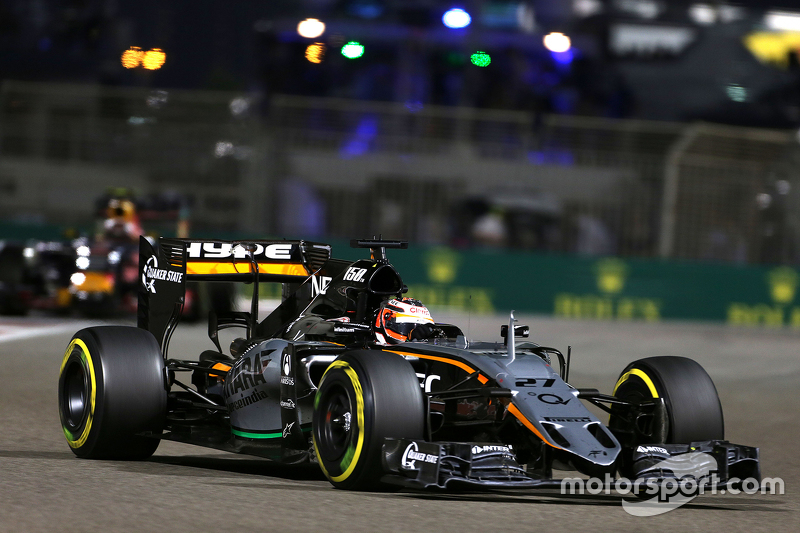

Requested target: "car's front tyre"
[
  {"left": 312, "top": 350, "right": 424, "bottom": 490},
  {"left": 611, "top": 355, "right": 724, "bottom": 444}
]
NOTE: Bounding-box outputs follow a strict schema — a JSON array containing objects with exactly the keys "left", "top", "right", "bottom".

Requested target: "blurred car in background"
[
  {"left": 0, "top": 188, "right": 232, "bottom": 319},
  {"left": 0, "top": 239, "right": 75, "bottom": 315}
]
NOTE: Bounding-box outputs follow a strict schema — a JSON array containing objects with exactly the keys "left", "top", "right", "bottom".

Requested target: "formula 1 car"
[
  {"left": 57, "top": 238, "right": 760, "bottom": 491},
  {"left": 2, "top": 192, "right": 229, "bottom": 319}
]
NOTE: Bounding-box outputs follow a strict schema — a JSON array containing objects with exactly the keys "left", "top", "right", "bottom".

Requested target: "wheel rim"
[
  {"left": 62, "top": 357, "right": 88, "bottom": 430},
  {"left": 612, "top": 378, "right": 664, "bottom": 442},
  {"left": 317, "top": 383, "right": 354, "bottom": 461}
]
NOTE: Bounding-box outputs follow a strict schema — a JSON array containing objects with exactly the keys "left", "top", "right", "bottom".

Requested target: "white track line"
[{"left": 0, "top": 323, "right": 84, "bottom": 344}]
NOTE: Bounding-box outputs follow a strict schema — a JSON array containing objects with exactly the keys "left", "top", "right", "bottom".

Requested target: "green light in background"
[
  {"left": 470, "top": 51, "right": 491, "bottom": 67},
  {"left": 341, "top": 41, "right": 365, "bottom": 59}
]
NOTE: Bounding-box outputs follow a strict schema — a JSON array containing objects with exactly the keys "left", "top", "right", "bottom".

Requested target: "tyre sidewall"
[
  {"left": 312, "top": 358, "right": 375, "bottom": 487},
  {"left": 312, "top": 351, "right": 424, "bottom": 490},
  {"left": 59, "top": 334, "right": 105, "bottom": 457},
  {"left": 58, "top": 326, "right": 166, "bottom": 459},
  {"left": 613, "top": 356, "right": 724, "bottom": 444}
]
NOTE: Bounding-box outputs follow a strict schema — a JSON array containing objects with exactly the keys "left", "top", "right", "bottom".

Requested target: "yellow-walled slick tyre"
[
  {"left": 58, "top": 326, "right": 166, "bottom": 459},
  {"left": 611, "top": 356, "right": 724, "bottom": 444},
  {"left": 312, "top": 350, "right": 424, "bottom": 490}
]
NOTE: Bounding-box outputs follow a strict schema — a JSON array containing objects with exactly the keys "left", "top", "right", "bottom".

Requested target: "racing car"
[
  {"left": 57, "top": 237, "right": 760, "bottom": 491},
  {"left": 2, "top": 191, "right": 230, "bottom": 319}
]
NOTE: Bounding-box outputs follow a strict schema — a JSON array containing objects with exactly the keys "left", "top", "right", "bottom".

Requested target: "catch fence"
[{"left": 1, "top": 81, "right": 798, "bottom": 266}]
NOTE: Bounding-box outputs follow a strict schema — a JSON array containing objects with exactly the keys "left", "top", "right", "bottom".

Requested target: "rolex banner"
[{"left": 329, "top": 242, "right": 800, "bottom": 327}]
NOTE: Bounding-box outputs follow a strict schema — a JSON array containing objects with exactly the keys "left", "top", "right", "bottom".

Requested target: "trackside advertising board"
[{"left": 330, "top": 243, "right": 799, "bottom": 327}]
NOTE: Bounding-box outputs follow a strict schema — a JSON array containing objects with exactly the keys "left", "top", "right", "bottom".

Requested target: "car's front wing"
[{"left": 381, "top": 438, "right": 760, "bottom": 491}]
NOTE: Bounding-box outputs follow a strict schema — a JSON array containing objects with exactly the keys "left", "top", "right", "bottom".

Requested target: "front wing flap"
[
  {"left": 628, "top": 440, "right": 760, "bottom": 487},
  {"left": 381, "top": 438, "right": 561, "bottom": 490},
  {"left": 382, "top": 438, "right": 760, "bottom": 491}
]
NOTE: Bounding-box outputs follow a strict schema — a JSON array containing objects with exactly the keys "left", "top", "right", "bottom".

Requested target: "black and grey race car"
[{"left": 58, "top": 237, "right": 760, "bottom": 491}]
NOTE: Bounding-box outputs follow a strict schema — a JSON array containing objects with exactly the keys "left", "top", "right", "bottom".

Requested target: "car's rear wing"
[{"left": 137, "top": 236, "right": 332, "bottom": 350}]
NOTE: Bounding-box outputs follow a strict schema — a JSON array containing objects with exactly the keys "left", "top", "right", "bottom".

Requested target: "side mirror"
[{"left": 500, "top": 324, "right": 530, "bottom": 339}]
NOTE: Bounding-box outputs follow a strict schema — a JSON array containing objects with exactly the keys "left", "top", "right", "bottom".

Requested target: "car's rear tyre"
[
  {"left": 312, "top": 350, "right": 424, "bottom": 490},
  {"left": 611, "top": 356, "right": 724, "bottom": 444},
  {"left": 58, "top": 326, "right": 166, "bottom": 459}
]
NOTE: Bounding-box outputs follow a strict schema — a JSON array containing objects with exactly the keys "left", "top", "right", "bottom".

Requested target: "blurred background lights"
[
  {"left": 122, "top": 47, "right": 165, "bottom": 70},
  {"left": 142, "top": 48, "right": 166, "bottom": 70},
  {"left": 470, "top": 51, "right": 491, "bottom": 67},
  {"left": 689, "top": 4, "right": 717, "bottom": 25},
  {"left": 341, "top": 41, "right": 365, "bottom": 59},
  {"left": 573, "top": 0, "right": 603, "bottom": 18},
  {"left": 146, "top": 90, "right": 168, "bottom": 108},
  {"left": 229, "top": 97, "right": 250, "bottom": 116},
  {"left": 726, "top": 84, "right": 747, "bottom": 102},
  {"left": 305, "top": 42, "right": 326, "bottom": 63},
  {"left": 214, "top": 141, "right": 234, "bottom": 158},
  {"left": 297, "top": 18, "right": 326, "bottom": 38},
  {"left": 442, "top": 8, "right": 471, "bottom": 29},
  {"left": 543, "top": 32, "right": 571, "bottom": 53},
  {"left": 764, "top": 10, "right": 800, "bottom": 32},
  {"left": 121, "top": 46, "right": 144, "bottom": 68}
]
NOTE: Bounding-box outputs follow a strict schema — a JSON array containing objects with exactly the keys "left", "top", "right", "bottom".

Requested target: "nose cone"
[{"left": 510, "top": 389, "right": 621, "bottom": 475}]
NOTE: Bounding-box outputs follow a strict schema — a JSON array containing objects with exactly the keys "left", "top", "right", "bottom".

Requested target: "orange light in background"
[
  {"left": 305, "top": 42, "right": 326, "bottom": 63},
  {"left": 142, "top": 48, "right": 166, "bottom": 70},
  {"left": 122, "top": 47, "right": 166, "bottom": 70},
  {"left": 121, "top": 46, "right": 144, "bottom": 69}
]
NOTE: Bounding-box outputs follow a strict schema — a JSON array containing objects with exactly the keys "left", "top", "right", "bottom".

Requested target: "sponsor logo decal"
[
  {"left": 544, "top": 416, "right": 592, "bottom": 423},
  {"left": 311, "top": 275, "right": 332, "bottom": 296},
  {"left": 186, "top": 241, "right": 293, "bottom": 260},
  {"left": 281, "top": 351, "right": 291, "bottom": 376},
  {"left": 414, "top": 373, "right": 441, "bottom": 393},
  {"left": 282, "top": 422, "right": 295, "bottom": 438},
  {"left": 401, "top": 442, "right": 438, "bottom": 469},
  {"left": 727, "top": 266, "right": 800, "bottom": 328},
  {"left": 636, "top": 445, "right": 669, "bottom": 454},
  {"left": 228, "top": 389, "right": 268, "bottom": 412},
  {"left": 280, "top": 376, "right": 295, "bottom": 386},
  {"left": 424, "top": 247, "right": 460, "bottom": 284},
  {"left": 224, "top": 352, "right": 269, "bottom": 397},
  {"left": 343, "top": 267, "right": 368, "bottom": 283},
  {"left": 554, "top": 258, "right": 662, "bottom": 322},
  {"left": 537, "top": 393, "right": 570, "bottom": 405},
  {"left": 280, "top": 399, "right": 296, "bottom": 409},
  {"left": 471, "top": 445, "right": 512, "bottom": 455},
  {"left": 141, "top": 255, "right": 183, "bottom": 294}
]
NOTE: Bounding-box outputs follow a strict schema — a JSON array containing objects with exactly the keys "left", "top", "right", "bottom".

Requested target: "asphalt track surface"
[{"left": 0, "top": 312, "right": 797, "bottom": 533}]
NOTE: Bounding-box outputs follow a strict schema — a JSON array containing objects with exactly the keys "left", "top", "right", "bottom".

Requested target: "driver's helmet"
[
  {"left": 102, "top": 198, "right": 141, "bottom": 242},
  {"left": 374, "top": 297, "right": 434, "bottom": 345}
]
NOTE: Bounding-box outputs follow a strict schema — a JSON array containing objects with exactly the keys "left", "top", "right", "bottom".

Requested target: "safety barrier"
[{"left": 334, "top": 242, "right": 800, "bottom": 327}]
